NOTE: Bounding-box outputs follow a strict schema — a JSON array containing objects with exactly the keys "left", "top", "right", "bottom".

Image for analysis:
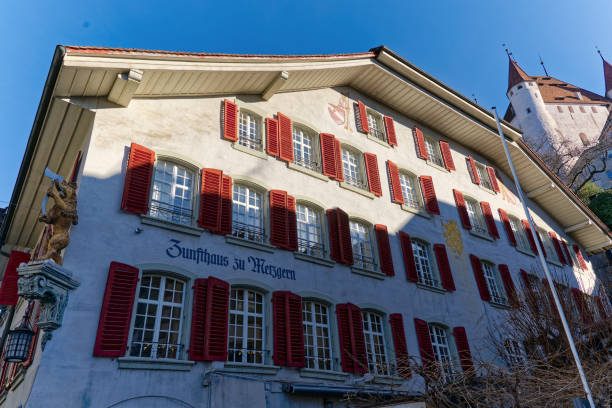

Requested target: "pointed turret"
[
  {"left": 603, "top": 57, "right": 612, "bottom": 99},
  {"left": 507, "top": 57, "right": 531, "bottom": 92}
]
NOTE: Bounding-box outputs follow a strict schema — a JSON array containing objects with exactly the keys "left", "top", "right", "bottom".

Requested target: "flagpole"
[{"left": 491, "top": 107, "right": 595, "bottom": 408}]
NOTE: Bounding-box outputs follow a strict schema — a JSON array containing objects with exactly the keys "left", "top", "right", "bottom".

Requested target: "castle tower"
[{"left": 603, "top": 57, "right": 612, "bottom": 100}]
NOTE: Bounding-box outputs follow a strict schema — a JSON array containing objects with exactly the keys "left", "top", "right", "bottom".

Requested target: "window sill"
[
  {"left": 221, "top": 363, "right": 280, "bottom": 375},
  {"left": 400, "top": 204, "right": 431, "bottom": 219},
  {"left": 547, "top": 258, "right": 563, "bottom": 267},
  {"left": 478, "top": 184, "right": 496, "bottom": 195},
  {"left": 373, "top": 375, "right": 404, "bottom": 385},
  {"left": 426, "top": 161, "right": 450, "bottom": 173},
  {"left": 232, "top": 142, "right": 268, "bottom": 160},
  {"left": 294, "top": 252, "right": 335, "bottom": 268},
  {"left": 339, "top": 182, "right": 375, "bottom": 199},
  {"left": 287, "top": 162, "right": 329, "bottom": 182},
  {"left": 117, "top": 357, "right": 195, "bottom": 371},
  {"left": 351, "top": 266, "right": 385, "bottom": 280},
  {"left": 300, "top": 368, "right": 349, "bottom": 382},
  {"left": 366, "top": 134, "right": 391, "bottom": 148},
  {"left": 469, "top": 229, "right": 494, "bottom": 242},
  {"left": 489, "top": 300, "right": 511, "bottom": 310},
  {"left": 416, "top": 282, "right": 447, "bottom": 294},
  {"left": 516, "top": 247, "right": 536, "bottom": 257},
  {"left": 225, "top": 236, "right": 275, "bottom": 253},
  {"left": 140, "top": 215, "right": 204, "bottom": 237}
]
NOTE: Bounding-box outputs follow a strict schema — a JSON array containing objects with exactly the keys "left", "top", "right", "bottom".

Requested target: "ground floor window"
[
  {"left": 228, "top": 288, "right": 265, "bottom": 364},
  {"left": 362, "top": 311, "right": 389, "bottom": 375},
  {"left": 302, "top": 301, "right": 333, "bottom": 370}
]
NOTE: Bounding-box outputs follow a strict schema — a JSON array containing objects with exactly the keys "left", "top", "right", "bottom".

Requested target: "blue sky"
[{"left": 1, "top": 1, "right": 611, "bottom": 205}]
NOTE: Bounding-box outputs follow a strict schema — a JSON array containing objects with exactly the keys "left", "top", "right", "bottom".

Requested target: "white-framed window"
[
  {"left": 232, "top": 184, "right": 265, "bottom": 243},
  {"left": 150, "top": 160, "right": 195, "bottom": 225},
  {"left": 429, "top": 324, "right": 453, "bottom": 377},
  {"left": 302, "top": 301, "right": 333, "bottom": 371},
  {"left": 350, "top": 220, "right": 376, "bottom": 271},
  {"left": 567, "top": 243, "right": 580, "bottom": 268},
  {"left": 129, "top": 274, "right": 186, "bottom": 360},
  {"left": 293, "top": 126, "right": 320, "bottom": 172},
  {"left": 538, "top": 229, "right": 558, "bottom": 262},
  {"left": 362, "top": 311, "right": 389, "bottom": 375},
  {"left": 412, "top": 239, "right": 440, "bottom": 288},
  {"left": 424, "top": 135, "right": 444, "bottom": 167},
  {"left": 228, "top": 288, "right": 265, "bottom": 364},
  {"left": 482, "top": 261, "right": 507, "bottom": 305},
  {"left": 296, "top": 204, "right": 324, "bottom": 258},
  {"left": 465, "top": 197, "right": 487, "bottom": 235},
  {"left": 399, "top": 171, "right": 423, "bottom": 210},
  {"left": 509, "top": 216, "right": 530, "bottom": 250},
  {"left": 475, "top": 163, "right": 493, "bottom": 190},
  {"left": 341, "top": 147, "right": 367, "bottom": 190},
  {"left": 504, "top": 339, "right": 526, "bottom": 367},
  {"left": 366, "top": 110, "right": 385, "bottom": 142},
  {"left": 238, "top": 110, "right": 263, "bottom": 151}
]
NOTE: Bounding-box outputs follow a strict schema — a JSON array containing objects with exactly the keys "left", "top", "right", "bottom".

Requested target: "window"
[
  {"left": 482, "top": 262, "right": 506, "bottom": 305},
  {"left": 526, "top": 108, "right": 531, "bottom": 114},
  {"left": 475, "top": 163, "right": 493, "bottom": 190},
  {"left": 238, "top": 110, "right": 262, "bottom": 151},
  {"left": 366, "top": 110, "right": 385, "bottom": 142},
  {"left": 579, "top": 133, "right": 588, "bottom": 146},
  {"left": 465, "top": 197, "right": 487, "bottom": 235},
  {"left": 293, "top": 126, "right": 320, "bottom": 172},
  {"left": 591, "top": 106, "right": 597, "bottom": 113},
  {"left": 350, "top": 220, "right": 376, "bottom": 271},
  {"left": 579, "top": 106, "right": 586, "bottom": 113},
  {"left": 362, "top": 311, "right": 389, "bottom": 375},
  {"left": 302, "top": 301, "right": 333, "bottom": 370},
  {"left": 149, "top": 160, "right": 194, "bottom": 225},
  {"left": 412, "top": 239, "right": 440, "bottom": 288},
  {"left": 538, "top": 230, "right": 558, "bottom": 262},
  {"left": 429, "top": 324, "right": 453, "bottom": 377},
  {"left": 129, "top": 274, "right": 186, "bottom": 360},
  {"left": 557, "top": 106, "right": 563, "bottom": 113},
  {"left": 399, "top": 172, "right": 423, "bottom": 210},
  {"left": 424, "top": 136, "right": 445, "bottom": 167},
  {"left": 296, "top": 204, "right": 324, "bottom": 258},
  {"left": 232, "top": 184, "right": 264, "bottom": 243},
  {"left": 504, "top": 339, "right": 526, "bottom": 367},
  {"left": 517, "top": 85, "right": 523, "bottom": 90},
  {"left": 509, "top": 216, "right": 529, "bottom": 250},
  {"left": 342, "top": 147, "right": 367, "bottom": 190},
  {"left": 568, "top": 106, "right": 574, "bottom": 113},
  {"left": 228, "top": 288, "right": 265, "bottom": 364}
]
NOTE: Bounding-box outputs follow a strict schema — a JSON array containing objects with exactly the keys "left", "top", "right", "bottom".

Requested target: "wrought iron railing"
[
  {"left": 297, "top": 237, "right": 325, "bottom": 258},
  {"left": 232, "top": 221, "right": 265, "bottom": 243},
  {"left": 418, "top": 273, "right": 441, "bottom": 289},
  {"left": 149, "top": 200, "right": 192, "bottom": 225},
  {"left": 354, "top": 254, "right": 377, "bottom": 271},
  {"left": 238, "top": 135, "right": 263, "bottom": 151},
  {"left": 294, "top": 157, "right": 321, "bottom": 173},
  {"left": 344, "top": 174, "right": 368, "bottom": 190},
  {"left": 491, "top": 294, "right": 510, "bottom": 307},
  {"left": 129, "top": 341, "right": 185, "bottom": 359},
  {"left": 370, "top": 127, "right": 386, "bottom": 143},
  {"left": 227, "top": 348, "right": 270, "bottom": 364}
]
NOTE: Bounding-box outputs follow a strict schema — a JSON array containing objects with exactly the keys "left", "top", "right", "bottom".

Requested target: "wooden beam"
[
  {"left": 107, "top": 69, "right": 143, "bottom": 107},
  {"left": 526, "top": 183, "right": 555, "bottom": 198},
  {"left": 262, "top": 71, "right": 289, "bottom": 100},
  {"left": 565, "top": 220, "right": 592, "bottom": 233}
]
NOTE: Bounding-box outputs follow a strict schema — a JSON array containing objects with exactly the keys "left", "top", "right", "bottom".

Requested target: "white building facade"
[{"left": 0, "top": 46, "right": 610, "bottom": 408}]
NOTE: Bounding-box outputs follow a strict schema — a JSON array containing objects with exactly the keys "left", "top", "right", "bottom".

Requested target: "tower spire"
[
  {"left": 506, "top": 54, "right": 531, "bottom": 92},
  {"left": 598, "top": 47, "right": 612, "bottom": 98}
]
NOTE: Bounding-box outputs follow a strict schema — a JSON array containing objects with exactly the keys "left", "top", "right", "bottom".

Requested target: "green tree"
[
  {"left": 588, "top": 190, "right": 612, "bottom": 228},
  {"left": 576, "top": 182, "right": 602, "bottom": 206}
]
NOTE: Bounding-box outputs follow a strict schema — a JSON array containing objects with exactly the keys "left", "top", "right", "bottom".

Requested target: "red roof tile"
[{"left": 507, "top": 57, "right": 531, "bottom": 91}]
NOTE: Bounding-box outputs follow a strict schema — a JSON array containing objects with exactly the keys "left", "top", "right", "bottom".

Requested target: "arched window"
[
  {"left": 509, "top": 215, "right": 529, "bottom": 250},
  {"left": 129, "top": 274, "right": 186, "bottom": 360},
  {"left": 411, "top": 238, "right": 441, "bottom": 288},
  {"left": 366, "top": 109, "right": 385, "bottom": 142},
  {"left": 362, "top": 311, "right": 389, "bottom": 375},
  {"left": 399, "top": 170, "right": 423, "bottom": 210},
  {"left": 349, "top": 220, "right": 375, "bottom": 271},
  {"left": 149, "top": 160, "right": 195, "bottom": 225},
  {"left": 579, "top": 133, "right": 588, "bottom": 146},
  {"left": 238, "top": 109, "right": 263, "bottom": 151},
  {"left": 228, "top": 287, "right": 265, "bottom": 364},
  {"left": 481, "top": 261, "right": 506, "bottom": 305},
  {"left": 341, "top": 146, "right": 367, "bottom": 190},
  {"left": 464, "top": 196, "right": 487, "bottom": 235},
  {"left": 293, "top": 125, "right": 320, "bottom": 172},
  {"left": 423, "top": 135, "right": 445, "bottom": 167},
  {"left": 428, "top": 324, "right": 453, "bottom": 377},
  {"left": 302, "top": 300, "right": 333, "bottom": 370},
  {"left": 232, "top": 183, "right": 265, "bottom": 243},
  {"left": 296, "top": 203, "right": 324, "bottom": 258}
]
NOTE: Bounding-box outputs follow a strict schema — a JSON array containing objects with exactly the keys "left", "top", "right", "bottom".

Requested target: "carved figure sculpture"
[{"left": 38, "top": 180, "right": 78, "bottom": 265}]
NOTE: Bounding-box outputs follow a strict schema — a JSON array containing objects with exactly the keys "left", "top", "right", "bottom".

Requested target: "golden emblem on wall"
[{"left": 441, "top": 218, "right": 463, "bottom": 256}]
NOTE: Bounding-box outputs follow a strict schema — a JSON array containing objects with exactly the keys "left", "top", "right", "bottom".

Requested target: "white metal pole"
[{"left": 491, "top": 107, "right": 596, "bottom": 408}]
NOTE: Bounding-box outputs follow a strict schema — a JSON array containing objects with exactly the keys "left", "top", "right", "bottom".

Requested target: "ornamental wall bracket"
[{"left": 16, "top": 260, "right": 80, "bottom": 332}]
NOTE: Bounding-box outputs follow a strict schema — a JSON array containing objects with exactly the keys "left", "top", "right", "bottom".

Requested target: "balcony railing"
[
  {"left": 294, "top": 157, "right": 321, "bottom": 173},
  {"left": 227, "top": 348, "right": 270, "bottom": 364},
  {"left": 238, "top": 135, "right": 263, "bottom": 151},
  {"left": 354, "top": 254, "right": 377, "bottom": 271},
  {"left": 129, "top": 341, "right": 184, "bottom": 359},
  {"left": 370, "top": 127, "right": 386, "bottom": 143},
  {"left": 344, "top": 174, "right": 368, "bottom": 190},
  {"left": 232, "top": 221, "right": 265, "bottom": 243},
  {"left": 149, "top": 200, "right": 193, "bottom": 225},
  {"left": 418, "top": 273, "right": 441, "bottom": 289},
  {"left": 297, "top": 237, "right": 325, "bottom": 258}
]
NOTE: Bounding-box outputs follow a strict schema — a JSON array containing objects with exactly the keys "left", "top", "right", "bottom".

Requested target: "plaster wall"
[{"left": 7, "top": 86, "right": 602, "bottom": 407}]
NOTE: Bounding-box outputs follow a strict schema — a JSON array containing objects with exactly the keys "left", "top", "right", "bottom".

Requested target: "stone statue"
[{"left": 38, "top": 179, "right": 78, "bottom": 265}]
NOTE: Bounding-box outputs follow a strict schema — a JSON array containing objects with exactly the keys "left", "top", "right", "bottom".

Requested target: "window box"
[
  {"left": 232, "top": 142, "right": 268, "bottom": 160},
  {"left": 221, "top": 363, "right": 280, "bottom": 375},
  {"left": 299, "top": 368, "right": 348, "bottom": 382},
  {"left": 287, "top": 162, "right": 329, "bottom": 182},
  {"left": 225, "top": 235, "right": 275, "bottom": 253},
  {"left": 294, "top": 252, "right": 335, "bottom": 268},
  {"left": 140, "top": 214, "right": 204, "bottom": 236},
  {"left": 339, "top": 182, "right": 375, "bottom": 199},
  {"left": 117, "top": 357, "right": 195, "bottom": 371}
]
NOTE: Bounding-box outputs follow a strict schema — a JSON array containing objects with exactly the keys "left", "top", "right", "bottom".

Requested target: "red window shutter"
[
  {"left": 327, "top": 209, "right": 340, "bottom": 262},
  {"left": 223, "top": 99, "right": 238, "bottom": 141},
  {"left": 93, "top": 262, "right": 139, "bottom": 357},
  {"left": 189, "top": 277, "right": 230, "bottom": 361},
  {"left": 520, "top": 269, "right": 532, "bottom": 292},
  {"left": 413, "top": 127, "right": 428, "bottom": 160},
  {"left": 521, "top": 220, "right": 538, "bottom": 254},
  {"left": 573, "top": 245, "right": 587, "bottom": 270},
  {"left": 469, "top": 254, "right": 491, "bottom": 301},
  {"left": 270, "top": 190, "right": 289, "bottom": 249},
  {"left": 272, "top": 291, "right": 305, "bottom": 367},
  {"left": 266, "top": 118, "right": 279, "bottom": 157},
  {"left": 414, "top": 318, "right": 434, "bottom": 369},
  {"left": 439, "top": 141, "right": 455, "bottom": 171},
  {"left": 383, "top": 116, "right": 398, "bottom": 146},
  {"left": 399, "top": 232, "right": 418, "bottom": 282},
  {"left": 218, "top": 175, "right": 233, "bottom": 235},
  {"left": 121, "top": 143, "right": 155, "bottom": 214},
  {"left": 0, "top": 251, "right": 30, "bottom": 306},
  {"left": 562, "top": 241, "right": 573, "bottom": 267},
  {"left": 319, "top": 133, "right": 337, "bottom": 178},
  {"left": 336, "top": 303, "right": 368, "bottom": 373},
  {"left": 466, "top": 156, "right": 480, "bottom": 185},
  {"left": 571, "top": 288, "right": 593, "bottom": 324},
  {"left": 419, "top": 176, "right": 440, "bottom": 215},
  {"left": 189, "top": 279, "right": 208, "bottom": 361},
  {"left": 337, "top": 208, "right": 354, "bottom": 265},
  {"left": 198, "top": 169, "right": 223, "bottom": 231},
  {"left": 498, "top": 264, "right": 518, "bottom": 307},
  {"left": 549, "top": 232, "right": 566, "bottom": 264},
  {"left": 389, "top": 314, "right": 410, "bottom": 378},
  {"left": 433, "top": 244, "right": 455, "bottom": 291},
  {"left": 480, "top": 202, "right": 499, "bottom": 239},
  {"left": 356, "top": 101, "right": 370, "bottom": 134},
  {"left": 277, "top": 112, "right": 294, "bottom": 163},
  {"left": 70, "top": 151, "right": 83, "bottom": 183},
  {"left": 287, "top": 195, "right": 298, "bottom": 251},
  {"left": 364, "top": 153, "right": 382, "bottom": 196},
  {"left": 453, "top": 189, "right": 471, "bottom": 229},
  {"left": 334, "top": 139, "right": 344, "bottom": 182},
  {"left": 595, "top": 296, "right": 608, "bottom": 319},
  {"left": 452, "top": 327, "right": 473, "bottom": 372},
  {"left": 386, "top": 160, "right": 404, "bottom": 204},
  {"left": 487, "top": 167, "right": 500, "bottom": 192},
  {"left": 498, "top": 209, "right": 517, "bottom": 246},
  {"left": 375, "top": 224, "right": 394, "bottom": 276}
]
